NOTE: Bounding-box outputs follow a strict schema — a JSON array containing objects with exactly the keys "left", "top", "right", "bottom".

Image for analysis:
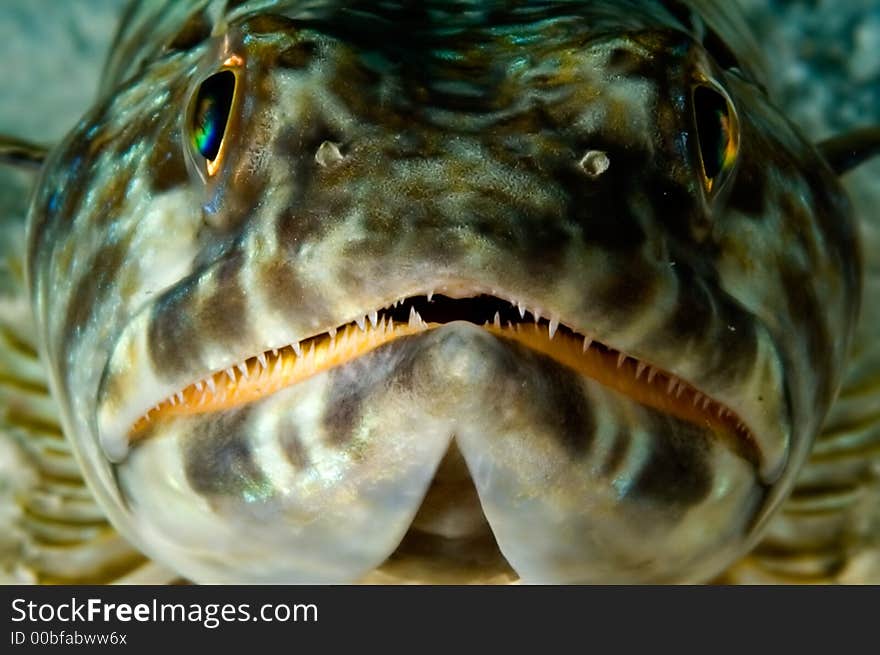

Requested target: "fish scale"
[{"left": 0, "top": 0, "right": 878, "bottom": 583}]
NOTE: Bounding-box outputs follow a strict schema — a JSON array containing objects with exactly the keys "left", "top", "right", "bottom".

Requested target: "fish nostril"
[
  {"left": 579, "top": 150, "right": 611, "bottom": 179},
  {"left": 314, "top": 140, "right": 345, "bottom": 167}
]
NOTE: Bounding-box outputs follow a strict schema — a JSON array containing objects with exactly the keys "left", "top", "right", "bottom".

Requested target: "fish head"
[{"left": 27, "top": 4, "right": 860, "bottom": 583}]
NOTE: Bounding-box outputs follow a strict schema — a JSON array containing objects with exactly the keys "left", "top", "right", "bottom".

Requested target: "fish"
[{"left": 1, "top": 0, "right": 879, "bottom": 583}]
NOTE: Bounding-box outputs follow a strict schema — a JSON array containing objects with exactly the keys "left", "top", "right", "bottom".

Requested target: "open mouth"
[{"left": 129, "top": 291, "right": 760, "bottom": 467}]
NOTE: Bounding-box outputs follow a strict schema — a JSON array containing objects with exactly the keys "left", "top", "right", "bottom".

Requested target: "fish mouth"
[{"left": 100, "top": 284, "right": 763, "bottom": 473}]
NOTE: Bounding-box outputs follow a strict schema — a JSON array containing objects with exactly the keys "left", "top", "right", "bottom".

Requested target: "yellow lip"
[{"left": 129, "top": 313, "right": 756, "bottom": 464}]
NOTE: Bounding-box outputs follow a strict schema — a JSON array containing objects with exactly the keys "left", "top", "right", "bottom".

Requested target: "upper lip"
[{"left": 95, "top": 278, "right": 790, "bottom": 482}]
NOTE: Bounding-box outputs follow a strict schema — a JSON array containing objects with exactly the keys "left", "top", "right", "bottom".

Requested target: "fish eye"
[
  {"left": 693, "top": 84, "right": 739, "bottom": 194},
  {"left": 189, "top": 70, "right": 236, "bottom": 175}
]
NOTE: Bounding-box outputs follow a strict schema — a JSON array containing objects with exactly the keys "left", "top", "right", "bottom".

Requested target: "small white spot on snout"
[
  {"left": 315, "top": 140, "right": 344, "bottom": 167},
  {"left": 579, "top": 150, "right": 610, "bottom": 179}
]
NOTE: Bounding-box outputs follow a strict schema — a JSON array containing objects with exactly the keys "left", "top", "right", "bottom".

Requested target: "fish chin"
[{"left": 113, "top": 323, "right": 765, "bottom": 583}]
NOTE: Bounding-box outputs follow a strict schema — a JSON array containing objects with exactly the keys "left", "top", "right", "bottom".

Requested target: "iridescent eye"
[
  {"left": 693, "top": 85, "right": 738, "bottom": 193},
  {"left": 191, "top": 70, "right": 236, "bottom": 171}
]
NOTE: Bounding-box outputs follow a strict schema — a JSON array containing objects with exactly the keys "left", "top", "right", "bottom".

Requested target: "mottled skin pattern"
[{"left": 21, "top": 0, "right": 865, "bottom": 582}]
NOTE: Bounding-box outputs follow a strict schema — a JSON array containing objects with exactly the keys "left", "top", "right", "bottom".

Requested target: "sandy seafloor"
[{"left": 0, "top": 1, "right": 878, "bottom": 582}]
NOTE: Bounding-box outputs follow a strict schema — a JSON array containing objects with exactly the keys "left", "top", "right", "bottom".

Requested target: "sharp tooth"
[
  {"left": 272, "top": 348, "right": 278, "bottom": 357},
  {"left": 206, "top": 377, "right": 216, "bottom": 394},
  {"left": 169, "top": 394, "right": 177, "bottom": 406},
  {"left": 702, "top": 397, "right": 711, "bottom": 410},
  {"left": 356, "top": 315, "right": 366, "bottom": 331},
  {"left": 647, "top": 367, "right": 658, "bottom": 383},
  {"left": 237, "top": 362, "right": 249, "bottom": 379},
  {"left": 517, "top": 302, "right": 526, "bottom": 319},
  {"left": 717, "top": 406, "right": 724, "bottom": 418},
  {"left": 226, "top": 367, "right": 236, "bottom": 382},
  {"left": 257, "top": 352, "right": 267, "bottom": 369},
  {"left": 635, "top": 362, "right": 647, "bottom": 379},
  {"left": 329, "top": 326, "right": 337, "bottom": 339},
  {"left": 582, "top": 337, "right": 592, "bottom": 352},
  {"left": 494, "top": 311, "right": 501, "bottom": 328},
  {"left": 408, "top": 306, "right": 422, "bottom": 328},
  {"left": 533, "top": 308, "right": 541, "bottom": 323},
  {"left": 292, "top": 341, "right": 302, "bottom": 357},
  {"left": 195, "top": 380, "right": 204, "bottom": 392},
  {"left": 369, "top": 310, "right": 378, "bottom": 327},
  {"left": 667, "top": 377, "right": 678, "bottom": 394},
  {"left": 427, "top": 290, "right": 434, "bottom": 302},
  {"left": 693, "top": 392, "right": 703, "bottom": 406},
  {"left": 617, "top": 353, "right": 626, "bottom": 368},
  {"left": 176, "top": 390, "right": 184, "bottom": 404},
  {"left": 548, "top": 319, "right": 559, "bottom": 339},
  {"left": 676, "top": 384, "right": 685, "bottom": 398}
]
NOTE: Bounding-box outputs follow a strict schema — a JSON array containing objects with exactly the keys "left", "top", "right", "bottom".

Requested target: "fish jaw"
[
  {"left": 96, "top": 266, "right": 790, "bottom": 476},
  {"left": 101, "top": 320, "right": 763, "bottom": 584}
]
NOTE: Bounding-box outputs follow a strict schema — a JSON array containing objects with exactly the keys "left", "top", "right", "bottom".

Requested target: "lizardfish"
[{"left": 2, "top": 0, "right": 879, "bottom": 583}]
